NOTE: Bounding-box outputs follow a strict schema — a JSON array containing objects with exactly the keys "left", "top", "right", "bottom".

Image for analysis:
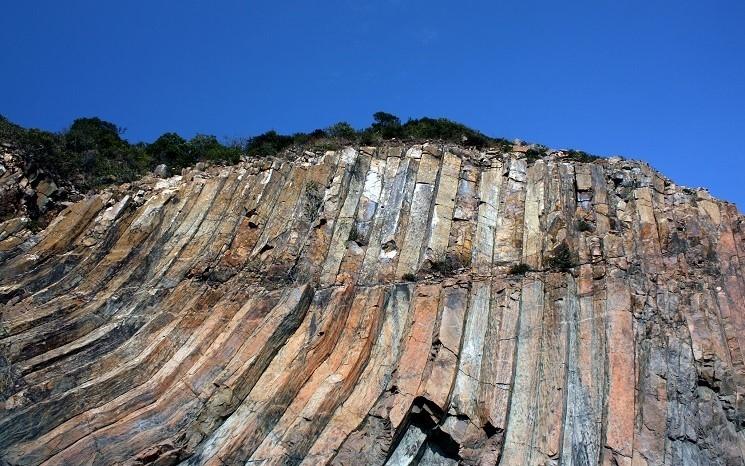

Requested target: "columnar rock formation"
[{"left": 1, "top": 144, "right": 744, "bottom": 465}]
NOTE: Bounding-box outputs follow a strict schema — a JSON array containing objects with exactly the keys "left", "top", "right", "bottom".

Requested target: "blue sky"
[{"left": 1, "top": 0, "right": 744, "bottom": 209}]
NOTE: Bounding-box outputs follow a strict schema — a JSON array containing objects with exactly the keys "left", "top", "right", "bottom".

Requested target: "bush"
[
  {"left": 147, "top": 133, "right": 241, "bottom": 169},
  {"left": 0, "top": 115, "right": 24, "bottom": 140},
  {"left": 327, "top": 122, "right": 358, "bottom": 141},
  {"left": 245, "top": 130, "right": 294, "bottom": 157},
  {"left": 576, "top": 219, "right": 594, "bottom": 232},
  {"left": 0, "top": 115, "right": 255, "bottom": 192},
  {"left": 371, "top": 111, "right": 403, "bottom": 139},
  {"left": 546, "top": 242, "right": 575, "bottom": 271},
  {"left": 150, "top": 112, "right": 520, "bottom": 163},
  {"left": 400, "top": 117, "right": 492, "bottom": 148},
  {"left": 147, "top": 132, "right": 190, "bottom": 168},
  {"left": 1, "top": 112, "right": 604, "bottom": 199},
  {"left": 430, "top": 253, "right": 463, "bottom": 276},
  {"left": 402, "top": 273, "right": 417, "bottom": 282},
  {"left": 188, "top": 134, "right": 242, "bottom": 164},
  {"left": 267, "top": 113, "right": 514, "bottom": 150},
  {"left": 65, "top": 117, "right": 124, "bottom": 153},
  {"left": 564, "top": 149, "right": 600, "bottom": 163},
  {"left": 358, "top": 129, "right": 381, "bottom": 146},
  {"left": 525, "top": 148, "right": 544, "bottom": 164},
  {"left": 508, "top": 263, "right": 532, "bottom": 275},
  {"left": 62, "top": 118, "right": 151, "bottom": 188}
]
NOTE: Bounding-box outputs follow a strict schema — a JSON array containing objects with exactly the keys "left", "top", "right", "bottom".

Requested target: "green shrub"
[
  {"left": 245, "top": 130, "right": 294, "bottom": 157},
  {"left": 147, "top": 132, "right": 190, "bottom": 168},
  {"left": 400, "top": 117, "right": 489, "bottom": 148},
  {"left": 358, "top": 129, "right": 381, "bottom": 146},
  {"left": 576, "top": 219, "right": 594, "bottom": 232},
  {"left": 60, "top": 117, "right": 152, "bottom": 188},
  {"left": 0, "top": 113, "right": 605, "bottom": 199},
  {"left": 525, "top": 148, "right": 544, "bottom": 164},
  {"left": 430, "top": 253, "right": 463, "bottom": 276},
  {"left": 564, "top": 149, "right": 600, "bottom": 163},
  {"left": 188, "top": 134, "right": 242, "bottom": 164},
  {"left": 0, "top": 115, "right": 254, "bottom": 192},
  {"left": 327, "top": 122, "right": 358, "bottom": 141},
  {"left": 370, "top": 111, "right": 403, "bottom": 139},
  {"left": 546, "top": 242, "right": 575, "bottom": 271},
  {"left": 0, "top": 115, "right": 24, "bottom": 140},
  {"left": 65, "top": 117, "right": 124, "bottom": 153}
]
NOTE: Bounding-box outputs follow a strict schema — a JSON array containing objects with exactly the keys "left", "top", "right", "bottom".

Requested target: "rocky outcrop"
[{"left": 1, "top": 143, "right": 744, "bottom": 465}]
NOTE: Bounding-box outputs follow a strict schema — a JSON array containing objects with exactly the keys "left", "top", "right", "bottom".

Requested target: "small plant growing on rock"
[
  {"left": 546, "top": 242, "right": 575, "bottom": 271},
  {"left": 576, "top": 219, "right": 594, "bottom": 232},
  {"left": 508, "top": 263, "right": 532, "bottom": 275},
  {"left": 402, "top": 273, "right": 417, "bottom": 282},
  {"left": 430, "top": 253, "right": 463, "bottom": 276}
]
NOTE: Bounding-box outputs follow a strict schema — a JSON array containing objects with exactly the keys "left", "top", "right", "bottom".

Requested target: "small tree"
[
  {"left": 371, "top": 112, "right": 403, "bottom": 139},
  {"left": 65, "top": 117, "right": 124, "bottom": 153}
]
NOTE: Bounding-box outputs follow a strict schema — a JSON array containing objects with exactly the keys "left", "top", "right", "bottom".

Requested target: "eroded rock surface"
[{"left": 1, "top": 145, "right": 744, "bottom": 465}]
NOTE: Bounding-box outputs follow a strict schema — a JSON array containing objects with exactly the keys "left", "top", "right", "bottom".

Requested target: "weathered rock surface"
[{"left": 1, "top": 144, "right": 744, "bottom": 465}]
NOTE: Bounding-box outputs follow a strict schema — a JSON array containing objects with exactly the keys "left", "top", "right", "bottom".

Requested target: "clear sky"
[{"left": 2, "top": 1, "right": 744, "bottom": 209}]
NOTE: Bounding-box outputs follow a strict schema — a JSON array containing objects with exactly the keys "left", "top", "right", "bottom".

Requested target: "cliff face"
[{"left": 0, "top": 144, "right": 744, "bottom": 465}]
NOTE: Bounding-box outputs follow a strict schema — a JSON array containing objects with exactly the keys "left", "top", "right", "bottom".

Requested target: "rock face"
[{"left": 0, "top": 144, "right": 744, "bottom": 465}]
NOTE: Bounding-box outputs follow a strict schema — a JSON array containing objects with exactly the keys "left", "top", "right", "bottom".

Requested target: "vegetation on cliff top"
[
  {"left": 241, "top": 112, "right": 511, "bottom": 158},
  {"left": 0, "top": 116, "right": 241, "bottom": 191},
  {"left": 0, "top": 112, "right": 596, "bottom": 192}
]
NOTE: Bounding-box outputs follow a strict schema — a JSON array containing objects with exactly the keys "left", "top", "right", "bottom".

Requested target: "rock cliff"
[{"left": 1, "top": 143, "right": 744, "bottom": 465}]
